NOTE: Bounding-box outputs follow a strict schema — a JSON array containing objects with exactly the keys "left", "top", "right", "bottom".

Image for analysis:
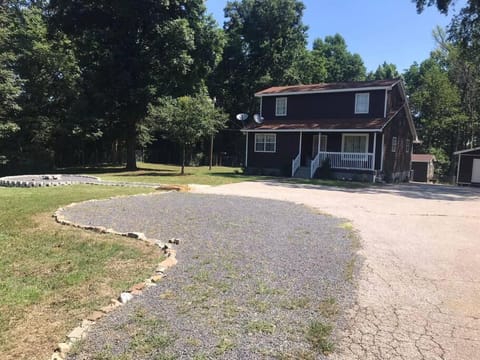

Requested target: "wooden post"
[
  {"left": 245, "top": 132, "right": 249, "bottom": 168},
  {"left": 209, "top": 134, "right": 213, "bottom": 170},
  {"left": 299, "top": 132, "right": 302, "bottom": 158}
]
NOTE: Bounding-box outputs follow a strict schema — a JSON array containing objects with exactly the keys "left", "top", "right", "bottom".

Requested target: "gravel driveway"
[
  {"left": 63, "top": 193, "right": 356, "bottom": 359},
  {"left": 192, "top": 181, "right": 480, "bottom": 360}
]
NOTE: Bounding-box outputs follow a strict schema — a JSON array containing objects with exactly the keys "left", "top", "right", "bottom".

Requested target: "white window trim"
[
  {"left": 341, "top": 133, "right": 369, "bottom": 154},
  {"left": 392, "top": 136, "right": 397, "bottom": 153},
  {"left": 275, "top": 97, "right": 287, "bottom": 116},
  {"left": 254, "top": 133, "right": 277, "bottom": 153},
  {"left": 355, "top": 93, "right": 370, "bottom": 114}
]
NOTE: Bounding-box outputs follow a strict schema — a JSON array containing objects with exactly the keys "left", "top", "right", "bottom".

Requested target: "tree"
[
  {"left": 49, "top": 0, "right": 223, "bottom": 170},
  {"left": 404, "top": 57, "right": 467, "bottom": 178},
  {"left": 311, "top": 34, "right": 366, "bottom": 82},
  {"left": 367, "top": 62, "right": 400, "bottom": 80},
  {"left": 148, "top": 94, "right": 227, "bottom": 175},
  {"left": 0, "top": 6, "right": 21, "bottom": 164},
  {"left": 414, "top": 0, "right": 453, "bottom": 14},
  {"left": 7, "top": 3, "right": 80, "bottom": 169},
  {"left": 212, "top": 0, "right": 308, "bottom": 116}
]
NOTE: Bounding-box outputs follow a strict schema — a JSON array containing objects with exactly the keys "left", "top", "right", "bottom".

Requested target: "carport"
[{"left": 455, "top": 147, "right": 480, "bottom": 185}]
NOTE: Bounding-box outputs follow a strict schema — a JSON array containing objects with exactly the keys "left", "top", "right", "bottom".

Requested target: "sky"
[{"left": 205, "top": 0, "right": 465, "bottom": 73}]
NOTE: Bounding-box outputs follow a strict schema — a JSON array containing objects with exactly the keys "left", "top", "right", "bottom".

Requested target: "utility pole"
[{"left": 209, "top": 97, "right": 216, "bottom": 171}]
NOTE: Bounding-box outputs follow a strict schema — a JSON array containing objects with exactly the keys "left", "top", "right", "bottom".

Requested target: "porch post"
[
  {"left": 372, "top": 133, "right": 377, "bottom": 170},
  {"left": 456, "top": 154, "right": 461, "bottom": 184},
  {"left": 380, "top": 134, "right": 385, "bottom": 171},
  {"left": 245, "top": 132, "right": 249, "bottom": 168},
  {"left": 318, "top": 132, "right": 321, "bottom": 154},
  {"left": 299, "top": 132, "right": 302, "bottom": 156}
]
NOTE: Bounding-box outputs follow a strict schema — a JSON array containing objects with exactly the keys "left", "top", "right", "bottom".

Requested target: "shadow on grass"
[
  {"left": 109, "top": 171, "right": 182, "bottom": 177},
  {"left": 58, "top": 166, "right": 177, "bottom": 175}
]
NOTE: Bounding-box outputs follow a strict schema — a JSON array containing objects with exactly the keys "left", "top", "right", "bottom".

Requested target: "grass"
[
  {"left": 61, "top": 161, "right": 374, "bottom": 188},
  {"left": 306, "top": 320, "right": 334, "bottom": 354},
  {"left": 0, "top": 185, "right": 163, "bottom": 360},
  {"left": 64, "top": 162, "right": 267, "bottom": 186},
  {"left": 246, "top": 320, "right": 276, "bottom": 335},
  {"left": 339, "top": 221, "right": 362, "bottom": 282}
]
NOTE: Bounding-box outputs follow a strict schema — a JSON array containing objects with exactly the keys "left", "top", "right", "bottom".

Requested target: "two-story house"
[{"left": 242, "top": 79, "right": 419, "bottom": 182}]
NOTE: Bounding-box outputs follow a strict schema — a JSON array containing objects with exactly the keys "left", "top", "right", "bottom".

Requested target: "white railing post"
[
  {"left": 317, "top": 152, "right": 373, "bottom": 170},
  {"left": 292, "top": 153, "right": 300, "bottom": 177},
  {"left": 310, "top": 153, "right": 320, "bottom": 178}
]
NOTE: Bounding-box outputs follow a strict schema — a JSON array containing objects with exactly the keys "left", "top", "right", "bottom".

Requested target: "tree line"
[{"left": 0, "top": 0, "right": 478, "bottom": 179}]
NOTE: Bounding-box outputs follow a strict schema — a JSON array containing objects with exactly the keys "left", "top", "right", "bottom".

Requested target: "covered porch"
[{"left": 291, "top": 131, "right": 381, "bottom": 179}]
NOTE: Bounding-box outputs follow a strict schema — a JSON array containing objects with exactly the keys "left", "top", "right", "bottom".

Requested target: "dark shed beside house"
[
  {"left": 411, "top": 154, "right": 435, "bottom": 182},
  {"left": 454, "top": 147, "right": 480, "bottom": 186}
]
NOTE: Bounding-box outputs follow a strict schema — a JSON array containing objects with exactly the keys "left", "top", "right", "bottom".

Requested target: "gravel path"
[{"left": 63, "top": 192, "right": 356, "bottom": 359}]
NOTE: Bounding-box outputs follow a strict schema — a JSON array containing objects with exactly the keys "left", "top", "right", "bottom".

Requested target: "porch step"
[{"left": 293, "top": 166, "right": 311, "bottom": 179}]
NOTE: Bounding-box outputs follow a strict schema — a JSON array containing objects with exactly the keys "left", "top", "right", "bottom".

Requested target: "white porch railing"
[
  {"left": 318, "top": 151, "right": 374, "bottom": 170},
  {"left": 310, "top": 153, "right": 320, "bottom": 178},
  {"left": 291, "top": 153, "right": 301, "bottom": 177}
]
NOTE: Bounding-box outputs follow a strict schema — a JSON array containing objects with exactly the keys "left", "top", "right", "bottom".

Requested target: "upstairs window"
[
  {"left": 355, "top": 93, "right": 370, "bottom": 114},
  {"left": 255, "top": 134, "right": 276, "bottom": 153},
  {"left": 406, "top": 139, "right": 411, "bottom": 153},
  {"left": 275, "top": 97, "right": 287, "bottom": 116}
]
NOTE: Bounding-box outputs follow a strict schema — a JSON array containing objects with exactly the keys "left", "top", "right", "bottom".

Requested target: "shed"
[
  {"left": 454, "top": 147, "right": 480, "bottom": 186},
  {"left": 411, "top": 154, "right": 436, "bottom": 182}
]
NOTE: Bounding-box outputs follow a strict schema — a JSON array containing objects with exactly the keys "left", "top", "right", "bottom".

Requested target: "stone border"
[
  {"left": 50, "top": 193, "right": 181, "bottom": 360},
  {"left": 0, "top": 174, "right": 101, "bottom": 188},
  {"left": 0, "top": 174, "right": 191, "bottom": 190}
]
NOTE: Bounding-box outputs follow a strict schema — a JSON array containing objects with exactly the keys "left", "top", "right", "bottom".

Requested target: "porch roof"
[{"left": 242, "top": 117, "right": 386, "bottom": 132}]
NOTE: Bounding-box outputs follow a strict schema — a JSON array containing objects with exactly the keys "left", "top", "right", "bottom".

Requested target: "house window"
[
  {"left": 406, "top": 139, "right": 410, "bottom": 153},
  {"left": 392, "top": 137, "right": 397, "bottom": 152},
  {"left": 275, "top": 97, "right": 287, "bottom": 116},
  {"left": 255, "top": 133, "right": 276, "bottom": 153},
  {"left": 342, "top": 134, "right": 369, "bottom": 153},
  {"left": 355, "top": 93, "right": 370, "bottom": 114}
]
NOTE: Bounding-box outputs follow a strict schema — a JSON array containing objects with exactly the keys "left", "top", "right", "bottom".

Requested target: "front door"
[
  {"left": 472, "top": 159, "right": 480, "bottom": 183},
  {"left": 301, "top": 133, "right": 313, "bottom": 166}
]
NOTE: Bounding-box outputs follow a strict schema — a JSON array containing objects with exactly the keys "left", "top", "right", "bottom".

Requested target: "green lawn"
[
  {"left": 65, "top": 162, "right": 266, "bottom": 186},
  {"left": 65, "top": 162, "right": 372, "bottom": 188},
  {"left": 0, "top": 185, "right": 161, "bottom": 360}
]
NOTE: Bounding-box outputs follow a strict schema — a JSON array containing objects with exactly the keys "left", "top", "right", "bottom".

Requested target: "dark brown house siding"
[
  {"left": 457, "top": 149, "right": 480, "bottom": 184},
  {"left": 246, "top": 131, "right": 383, "bottom": 175},
  {"left": 388, "top": 84, "right": 403, "bottom": 113},
  {"left": 247, "top": 132, "right": 299, "bottom": 175},
  {"left": 261, "top": 89, "right": 386, "bottom": 120},
  {"left": 382, "top": 107, "right": 413, "bottom": 182}
]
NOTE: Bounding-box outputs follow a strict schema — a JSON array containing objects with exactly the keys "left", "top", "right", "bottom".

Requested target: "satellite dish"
[
  {"left": 236, "top": 113, "right": 249, "bottom": 121},
  {"left": 253, "top": 114, "right": 264, "bottom": 124}
]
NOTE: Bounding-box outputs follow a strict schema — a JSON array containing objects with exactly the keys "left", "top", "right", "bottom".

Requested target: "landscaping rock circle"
[{"left": 0, "top": 174, "right": 101, "bottom": 187}]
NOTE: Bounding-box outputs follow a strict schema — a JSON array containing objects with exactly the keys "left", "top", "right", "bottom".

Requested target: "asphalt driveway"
[{"left": 193, "top": 182, "right": 480, "bottom": 360}]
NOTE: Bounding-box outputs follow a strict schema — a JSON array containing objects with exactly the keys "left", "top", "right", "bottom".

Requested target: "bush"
[{"left": 317, "top": 158, "right": 333, "bottom": 179}]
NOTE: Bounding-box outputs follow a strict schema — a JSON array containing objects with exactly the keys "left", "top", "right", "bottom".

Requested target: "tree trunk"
[
  {"left": 181, "top": 144, "right": 185, "bottom": 175},
  {"left": 126, "top": 120, "right": 137, "bottom": 170}
]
